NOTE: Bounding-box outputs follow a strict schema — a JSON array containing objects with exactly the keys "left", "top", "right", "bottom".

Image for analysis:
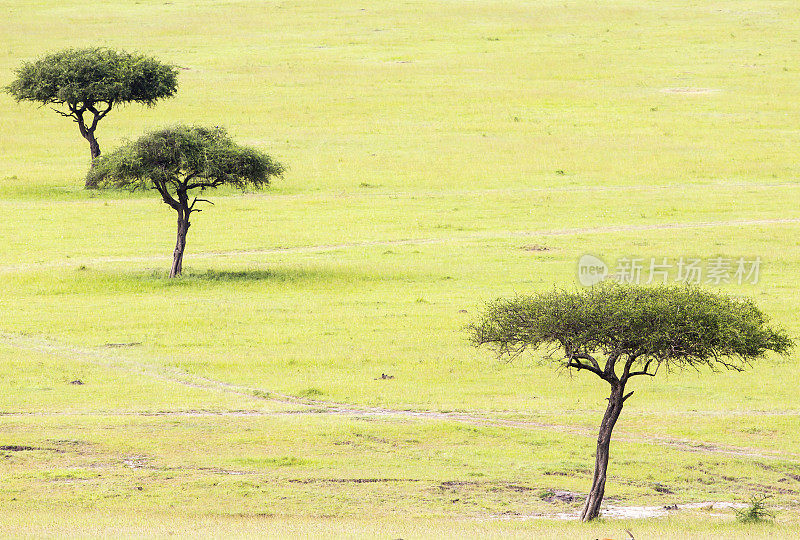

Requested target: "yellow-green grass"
[
  {"left": 2, "top": 413, "right": 799, "bottom": 520},
  {"left": 1, "top": 513, "right": 797, "bottom": 540},
  {"left": 2, "top": 220, "right": 800, "bottom": 531},
  {"left": 2, "top": 0, "right": 800, "bottom": 196},
  {"left": 2, "top": 222, "right": 799, "bottom": 413},
  {"left": 3, "top": 0, "right": 800, "bottom": 535}
]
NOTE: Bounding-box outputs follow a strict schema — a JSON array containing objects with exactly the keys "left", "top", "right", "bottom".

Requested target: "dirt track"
[
  {"left": 3, "top": 217, "right": 799, "bottom": 273},
  {"left": 4, "top": 212, "right": 800, "bottom": 461},
  {"left": 2, "top": 331, "right": 798, "bottom": 463}
]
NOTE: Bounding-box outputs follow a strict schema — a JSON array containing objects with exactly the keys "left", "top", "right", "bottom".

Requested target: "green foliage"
[
  {"left": 6, "top": 47, "right": 179, "bottom": 173},
  {"left": 4, "top": 1, "right": 800, "bottom": 532},
  {"left": 87, "top": 125, "right": 284, "bottom": 192},
  {"left": 297, "top": 387, "right": 325, "bottom": 398},
  {"left": 470, "top": 283, "right": 793, "bottom": 376},
  {"left": 5, "top": 47, "right": 178, "bottom": 108},
  {"left": 86, "top": 125, "right": 285, "bottom": 276},
  {"left": 736, "top": 494, "right": 776, "bottom": 523}
]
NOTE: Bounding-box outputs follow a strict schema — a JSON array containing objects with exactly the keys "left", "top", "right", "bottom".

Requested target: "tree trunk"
[
  {"left": 81, "top": 126, "right": 102, "bottom": 187},
  {"left": 580, "top": 382, "right": 626, "bottom": 522},
  {"left": 88, "top": 132, "right": 101, "bottom": 161},
  {"left": 170, "top": 212, "right": 190, "bottom": 278}
]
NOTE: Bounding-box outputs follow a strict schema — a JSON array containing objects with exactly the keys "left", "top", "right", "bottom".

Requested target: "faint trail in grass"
[
  {"left": 228, "top": 180, "right": 800, "bottom": 201},
  {"left": 3, "top": 332, "right": 799, "bottom": 463},
  {"left": 0, "top": 332, "right": 317, "bottom": 409},
  {"left": 5, "top": 180, "right": 798, "bottom": 206},
  {"left": 3, "top": 217, "right": 800, "bottom": 273}
]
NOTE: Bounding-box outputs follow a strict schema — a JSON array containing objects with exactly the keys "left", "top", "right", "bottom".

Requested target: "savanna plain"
[{"left": 1, "top": 0, "right": 800, "bottom": 537}]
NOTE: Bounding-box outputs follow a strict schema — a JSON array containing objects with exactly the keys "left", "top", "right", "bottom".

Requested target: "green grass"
[
  {"left": 3, "top": 0, "right": 800, "bottom": 197},
  {"left": 2, "top": 0, "right": 800, "bottom": 536},
  {"left": 0, "top": 413, "right": 797, "bottom": 516},
  {"left": 1, "top": 512, "right": 795, "bottom": 540}
]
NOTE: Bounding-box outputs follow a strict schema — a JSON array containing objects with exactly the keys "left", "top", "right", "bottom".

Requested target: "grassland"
[{"left": 2, "top": 0, "right": 800, "bottom": 537}]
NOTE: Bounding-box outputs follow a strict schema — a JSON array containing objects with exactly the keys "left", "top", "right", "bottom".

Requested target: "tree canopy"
[
  {"left": 88, "top": 125, "right": 283, "bottom": 192},
  {"left": 470, "top": 283, "right": 792, "bottom": 381},
  {"left": 6, "top": 48, "right": 179, "bottom": 181},
  {"left": 88, "top": 125, "right": 285, "bottom": 277},
  {"left": 470, "top": 283, "right": 792, "bottom": 521},
  {"left": 6, "top": 47, "right": 178, "bottom": 107}
]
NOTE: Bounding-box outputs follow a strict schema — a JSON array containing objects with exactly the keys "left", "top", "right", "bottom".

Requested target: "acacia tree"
[
  {"left": 87, "top": 125, "right": 284, "bottom": 277},
  {"left": 6, "top": 48, "right": 178, "bottom": 185},
  {"left": 469, "top": 284, "right": 792, "bottom": 522}
]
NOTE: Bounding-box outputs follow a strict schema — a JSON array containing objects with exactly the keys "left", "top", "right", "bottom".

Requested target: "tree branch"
[
  {"left": 50, "top": 107, "right": 79, "bottom": 121},
  {"left": 603, "top": 351, "right": 620, "bottom": 381},
  {"left": 154, "top": 181, "right": 180, "bottom": 210},
  {"left": 621, "top": 353, "right": 640, "bottom": 381},
  {"left": 70, "top": 106, "right": 90, "bottom": 139},
  {"left": 561, "top": 341, "right": 604, "bottom": 377},
  {"left": 628, "top": 358, "right": 659, "bottom": 378},
  {"left": 582, "top": 351, "right": 602, "bottom": 373},
  {"left": 95, "top": 101, "right": 113, "bottom": 122},
  {"left": 86, "top": 102, "right": 113, "bottom": 131},
  {"left": 186, "top": 179, "right": 224, "bottom": 190},
  {"left": 189, "top": 197, "right": 214, "bottom": 212},
  {"left": 183, "top": 171, "right": 200, "bottom": 184},
  {"left": 709, "top": 356, "right": 747, "bottom": 372},
  {"left": 566, "top": 358, "right": 605, "bottom": 378}
]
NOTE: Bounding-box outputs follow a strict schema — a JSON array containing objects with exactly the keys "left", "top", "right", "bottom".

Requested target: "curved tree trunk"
[
  {"left": 80, "top": 122, "right": 102, "bottom": 187},
  {"left": 580, "top": 382, "right": 626, "bottom": 521},
  {"left": 87, "top": 132, "right": 101, "bottom": 161},
  {"left": 170, "top": 212, "right": 190, "bottom": 278}
]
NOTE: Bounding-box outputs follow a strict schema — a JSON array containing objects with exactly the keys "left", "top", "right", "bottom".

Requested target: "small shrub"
[
  {"left": 539, "top": 489, "right": 555, "bottom": 500},
  {"left": 736, "top": 494, "right": 776, "bottom": 523},
  {"left": 297, "top": 387, "right": 324, "bottom": 398}
]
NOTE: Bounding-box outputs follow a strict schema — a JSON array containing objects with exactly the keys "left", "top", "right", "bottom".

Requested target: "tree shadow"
[
  {"left": 191, "top": 268, "right": 334, "bottom": 282},
  {"left": 146, "top": 267, "right": 388, "bottom": 284}
]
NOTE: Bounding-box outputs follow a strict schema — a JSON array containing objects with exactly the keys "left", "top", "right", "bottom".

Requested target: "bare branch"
[
  {"left": 578, "top": 351, "right": 602, "bottom": 373},
  {"left": 621, "top": 353, "right": 642, "bottom": 381},
  {"left": 154, "top": 181, "right": 180, "bottom": 210},
  {"left": 628, "top": 358, "right": 657, "bottom": 378},
  {"left": 95, "top": 101, "right": 113, "bottom": 122},
  {"left": 86, "top": 102, "right": 113, "bottom": 131},
  {"left": 566, "top": 358, "right": 605, "bottom": 378},
  {"left": 189, "top": 197, "right": 214, "bottom": 212},
  {"left": 50, "top": 107, "right": 78, "bottom": 121},
  {"left": 182, "top": 171, "right": 200, "bottom": 185}
]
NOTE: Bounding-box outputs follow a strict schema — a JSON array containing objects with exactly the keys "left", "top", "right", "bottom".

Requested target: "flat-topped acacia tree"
[
  {"left": 5, "top": 48, "right": 178, "bottom": 185},
  {"left": 469, "top": 284, "right": 793, "bottom": 521},
  {"left": 87, "top": 125, "right": 284, "bottom": 277}
]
